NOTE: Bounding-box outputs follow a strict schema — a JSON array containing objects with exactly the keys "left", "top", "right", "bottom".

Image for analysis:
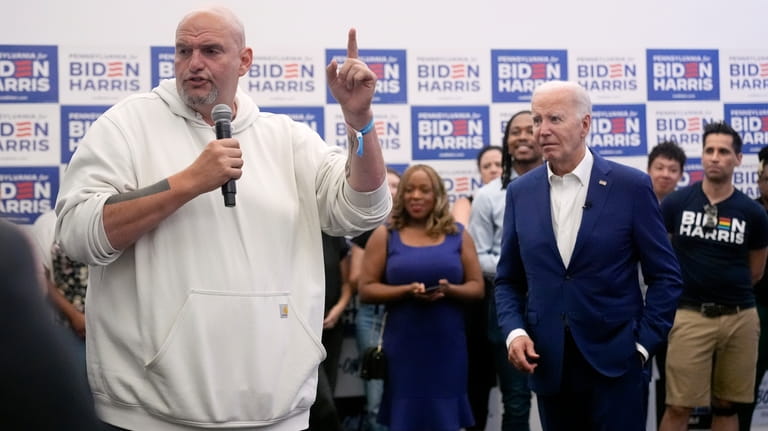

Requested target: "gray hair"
[{"left": 533, "top": 80, "right": 591, "bottom": 117}]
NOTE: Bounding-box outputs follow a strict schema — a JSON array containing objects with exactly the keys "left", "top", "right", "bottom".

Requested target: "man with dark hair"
[
  {"left": 648, "top": 141, "right": 687, "bottom": 202},
  {"left": 660, "top": 121, "right": 768, "bottom": 431}
]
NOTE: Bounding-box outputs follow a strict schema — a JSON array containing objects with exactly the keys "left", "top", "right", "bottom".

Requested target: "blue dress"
[{"left": 377, "top": 224, "right": 474, "bottom": 431}]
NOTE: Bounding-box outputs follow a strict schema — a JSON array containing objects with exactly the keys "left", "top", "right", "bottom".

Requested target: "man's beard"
[
  {"left": 705, "top": 170, "right": 731, "bottom": 185},
  {"left": 180, "top": 85, "right": 219, "bottom": 109}
]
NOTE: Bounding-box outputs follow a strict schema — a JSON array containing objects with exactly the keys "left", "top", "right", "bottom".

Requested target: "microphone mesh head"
[{"left": 211, "top": 104, "right": 232, "bottom": 123}]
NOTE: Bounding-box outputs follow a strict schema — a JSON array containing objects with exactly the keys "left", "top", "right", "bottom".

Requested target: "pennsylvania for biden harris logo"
[
  {"left": 0, "top": 114, "right": 52, "bottom": 155},
  {"left": 491, "top": 49, "right": 567, "bottom": 102},
  {"left": 574, "top": 55, "right": 640, "bottom": 96},
  {"left": 60, "top": 105, "right": 108, "bottom": 164},
  {"left": 326, "top": 49, "right": 406, "bottom": 104},
  {"left": 65, "top": 52, "right": 141, "bottom": 92},
  {"left": 0, "top": 166, "right": 58, "bottom": 225},
  {"left": 150, "top": 46, "right": 175, "bottom": 88},
  {"left": 724, "top": 103, "right": 768, "bottom": 154},
  {"left": 415, "top": 58, "right": 482, "bottom": 93},
  {"left": 0, "top": 45, "right": 58, "bottom": 103},
  {"left": 726, "top": 55, "right": 768, "bottom": 91},
  {"left": 652, "top": 112, "right": 716, "bottom": 152},
  {"left": 411, "top": 106, "right": 489, "bottom": 160},
  {"left": 247, "top": 56, "right": 317, "bottom": 94},
  {"left": 646, "top": 49, "right": 719, "bottom": 100},
  {"left": 587, "top": 104, "right": 647, "bottom": 157}
]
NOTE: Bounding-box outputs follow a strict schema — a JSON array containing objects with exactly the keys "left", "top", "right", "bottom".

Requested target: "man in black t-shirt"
[{"left": 659, "top": 122, "right": 768, "bottom": 431}]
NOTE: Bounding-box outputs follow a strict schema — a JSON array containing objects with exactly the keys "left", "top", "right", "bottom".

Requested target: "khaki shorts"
[{"left": 665, "top": 307, "right": 760, "bottom": 407}]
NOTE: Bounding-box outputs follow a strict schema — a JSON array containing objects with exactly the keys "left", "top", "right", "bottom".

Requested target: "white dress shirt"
[
  {"left": 548, "top": 150, "right": 593, "bottom": 268},
  {"left": 506, "top": 150, "right": 592, "bottom": 348}
]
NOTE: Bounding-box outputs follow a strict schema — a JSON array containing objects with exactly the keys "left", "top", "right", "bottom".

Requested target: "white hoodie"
[{"left": 55, "top": 79, "right": 389, "bottom": 430}]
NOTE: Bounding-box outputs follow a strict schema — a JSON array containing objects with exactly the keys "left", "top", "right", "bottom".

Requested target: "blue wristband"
[{"left": 349, "top": 118, "right": 375, "bottom": 157}]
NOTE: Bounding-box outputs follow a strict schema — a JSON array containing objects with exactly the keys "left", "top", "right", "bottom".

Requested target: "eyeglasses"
[{"left": 703, "top": 204, "right": 718, "bottom": 229}]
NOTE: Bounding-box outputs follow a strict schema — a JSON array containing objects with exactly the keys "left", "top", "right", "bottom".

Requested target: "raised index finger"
[{"left": 347, "top": 28, "right": 358, "bottom": 59}]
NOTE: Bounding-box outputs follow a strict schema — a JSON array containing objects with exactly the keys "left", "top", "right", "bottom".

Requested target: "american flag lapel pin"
[{"left": 599, "top": 180, "right": 607, "bottom": 186}]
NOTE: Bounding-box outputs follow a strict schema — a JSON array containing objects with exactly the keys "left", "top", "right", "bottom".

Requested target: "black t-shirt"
[{"left": 661, "top": 182, "right": 768, "bottom": 306}]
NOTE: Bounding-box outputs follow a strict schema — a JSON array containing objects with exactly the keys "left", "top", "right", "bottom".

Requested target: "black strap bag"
[{"left": 360, "top": 313, "right": 387, "bottom": 380}]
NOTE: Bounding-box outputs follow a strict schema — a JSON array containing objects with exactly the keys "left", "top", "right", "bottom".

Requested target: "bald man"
[{"left": 56, "top": 7, "right": 390, "bottom": 430}]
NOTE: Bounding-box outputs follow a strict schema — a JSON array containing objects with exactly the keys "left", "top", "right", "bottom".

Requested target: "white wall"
[{"left": 3, "top": 0, "right": 766, "bottom": 48}]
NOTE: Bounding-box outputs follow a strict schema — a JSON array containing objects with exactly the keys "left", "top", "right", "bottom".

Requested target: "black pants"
[
  {"left": 306, "top": 323, "right": 345, "bottom": 431},
  {"left": 464, "top": 292, "right": 496, "bottom": 430}
]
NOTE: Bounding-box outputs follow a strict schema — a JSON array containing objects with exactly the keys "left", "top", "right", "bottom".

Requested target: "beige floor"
[{"left": 482, "top": 387, "right": 768, "bottom": 431}]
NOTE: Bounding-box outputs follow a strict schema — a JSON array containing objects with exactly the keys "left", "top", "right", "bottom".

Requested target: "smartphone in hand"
[{"left": 424, "top": 284, "right": 441, "bottom": 293}]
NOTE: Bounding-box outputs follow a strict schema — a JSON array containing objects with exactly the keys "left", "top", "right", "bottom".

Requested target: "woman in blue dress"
[{"left": 359, "top": 164, "right": 484, "bottom": 431}]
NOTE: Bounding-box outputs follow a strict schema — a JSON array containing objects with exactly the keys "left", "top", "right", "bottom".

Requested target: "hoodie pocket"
[{"left": 141, "top": 289, "right": 324, "bottom": 425}]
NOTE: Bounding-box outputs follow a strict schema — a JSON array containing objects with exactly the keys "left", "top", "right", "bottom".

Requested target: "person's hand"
[
  {"left": 325, "top": 28, "right": 376, "bottom": 129},
  {"left": 508, "top": 335, "right": 539, "bottom": 374},
  {"left": 69, "top": 311, "right": 86, "bottom": 339},
  {"left": 323, "top": 304, "right": 345, "bottom": 329},
  {"left": 183, "top": 137, "right": 243, "bottom": 194},
  {"left": 413, "top": 280, "right": 446, "bottom": 302}
]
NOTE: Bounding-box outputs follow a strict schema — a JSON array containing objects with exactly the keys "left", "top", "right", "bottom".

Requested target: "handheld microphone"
[{"left": 212, "top": 104, "right": 236, "bottom": 207}]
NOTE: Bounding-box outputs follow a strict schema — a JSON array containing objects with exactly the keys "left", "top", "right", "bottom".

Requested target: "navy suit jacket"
[{"left": 495, "top": 151, "right": 682, "bottom": 395}]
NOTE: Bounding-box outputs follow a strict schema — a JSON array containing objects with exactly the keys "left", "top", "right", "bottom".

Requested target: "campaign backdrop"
[{"left": 3, "top": 1, "right": 767, "bottom": 430}]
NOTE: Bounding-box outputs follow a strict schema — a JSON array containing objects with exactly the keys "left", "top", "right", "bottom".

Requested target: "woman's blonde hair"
[{"left": 391, "top": 164, "right": 457, "bottom": 237}]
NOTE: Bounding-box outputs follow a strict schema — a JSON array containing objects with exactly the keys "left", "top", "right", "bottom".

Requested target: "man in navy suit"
[{"left": 495, "top": 80, "right": 683, "bottom": 430}]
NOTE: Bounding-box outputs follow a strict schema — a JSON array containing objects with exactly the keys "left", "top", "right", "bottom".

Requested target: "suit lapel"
[{"left": 570, "top": 152, "right": 612, "bottom": 263}]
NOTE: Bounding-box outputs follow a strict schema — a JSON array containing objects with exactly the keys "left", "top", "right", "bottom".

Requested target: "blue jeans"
[
  {"left": 493, "top": 340, "right": 532, "bottom": 431},
  {"left": 355, "top": 303, "right": 388, "bottom": 431}
]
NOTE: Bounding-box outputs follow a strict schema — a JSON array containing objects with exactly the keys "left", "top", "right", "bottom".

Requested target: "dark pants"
[
  {"left": 493, "top": 339, "right": 532, "bottom": 431},
  {"left": 307, "top": 366, "right": 342, "bottom": 431},
  {"left": 465, "top": 293, "right": 497, "bottom": 430},
  {"left": 307, "top": 323, "right": 345, "bottom": 431},
  {"left": 321, "top": 322, "right": 345, "bottom": 390},
  {"left": 537, "top": 330, "right": 646, "bottom": 431}
]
